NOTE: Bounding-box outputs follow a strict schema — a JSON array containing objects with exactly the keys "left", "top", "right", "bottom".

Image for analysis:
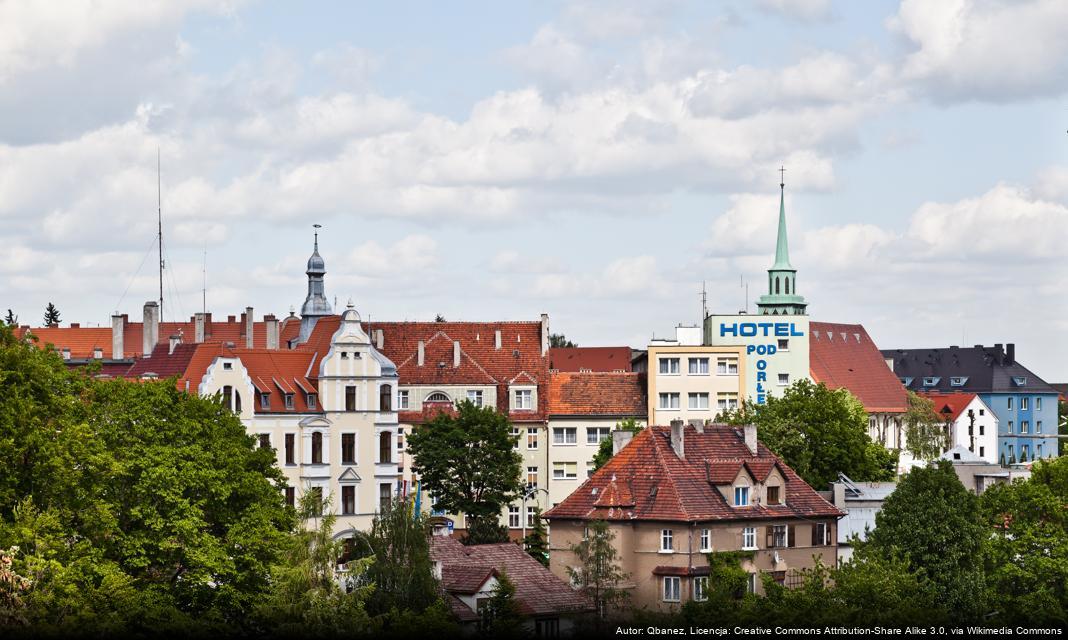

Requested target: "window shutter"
[
  {"left": 788, "top": 525, "right": 796, "bottom": 548},
  {"left": 811, "top": 524, "right": 819, "bottom": 546}
]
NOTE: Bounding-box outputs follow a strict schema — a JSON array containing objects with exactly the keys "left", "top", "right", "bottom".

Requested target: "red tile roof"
[
  {"left": 921, "top": 392, "right": 977, "bottom": 422},
  {"left": 549, "top": 347, "right": 632, "bottom": 372},
  {"left": 430, "top": 536, "right": 593, "bottom": 618},
  {"left": 548, "top": 372, "right": 646, "bottom": 417},
  {"left": 810, "top": 322, "right": 908, "bottom": 414},
  {"left": 544, "top": 424, "right": 844, "bottom": 523},
  {"left": 441, "top": 564, "right": 497, "bottom": 594}
]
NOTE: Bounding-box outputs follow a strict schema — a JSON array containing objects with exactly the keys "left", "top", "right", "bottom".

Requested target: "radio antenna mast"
[
  {"left": 157, "top": 147, "right": 164, "bottom": 322},
  {"left": 701, "top": 281, "right": 707, "bottom": 323},
  {"left": 202, "top": 244, "right": 207, "bottom": 314}
]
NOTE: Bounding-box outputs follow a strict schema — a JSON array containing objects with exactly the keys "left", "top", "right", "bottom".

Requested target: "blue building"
[{"left": 882, "top": 344, "right": 1059, "bottom": 464}]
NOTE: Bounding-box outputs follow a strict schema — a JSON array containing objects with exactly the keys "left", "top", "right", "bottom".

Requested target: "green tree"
[
  {"left": 591, "top": 418, "right": 642, "bottom": 472},
  {"left": 1059, "top": 400, "right": 1067, "bottom": 456},
  {"left": 866, "top": 461, "right": 986, "bottom": 620},
  {"left": 548, "top": 334, "right": 576, "bottom": 348},
  {"left": 407, "top": 400, "right": 522, "bottom": 542},
  {"left": 830, "top": 544, "right": 946, "bottom": 626},
  {"left": 566, "top": 520, "right": 629, "bottom": 623},
  {"left": 354, "top": 496, "right": 441, "bottom": 617},
  {"left": 3, "top": 310, "right": 15, "bottom": 326},
  {"left": 681, "top": 551, "right": 759, "bottom": 627},
  {"left": 979, "top": 456, "right": 1068, "bottom": 625},
  {"left": 522, "top": 507, "right": 549, "bottom": 567},
  {"left": 483, "top": 570, "right": 524, "bottom": 637},
  {"left": 719, "top": 380, "right": 896, "bottom": 488},
  {"left": 903, "top": 391, "right": 950, "bottom": 462},
  {"left": 0, "top": 545, "right": 30, "bottom": 627},
  {"left": 42, "top": 303, "right": 60, "bottom": 326},
  {"left": 434, "top": 314, "right": 446, "bottom": 322}
]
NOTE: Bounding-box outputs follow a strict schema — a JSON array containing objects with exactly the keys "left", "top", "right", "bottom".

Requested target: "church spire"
[
  {"left": 297, "top": 224, "right": 333, "bottom": 344},
  {"left": 756, "top": 169, "right": 807, "bottom": 316},
  {"left": 772, "top": 170, "right": 793, "bottom": 270}
]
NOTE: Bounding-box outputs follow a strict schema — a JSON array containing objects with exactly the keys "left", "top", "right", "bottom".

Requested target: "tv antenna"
[{"left": 157, "top": 148, "right": 164, "bottom": 322}]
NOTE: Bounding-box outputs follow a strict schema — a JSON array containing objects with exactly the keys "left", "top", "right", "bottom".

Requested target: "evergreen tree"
[
  {"left": 566, "top": 519, "right": 629, "bottom": 624},
  {"left": 2, "top": 310, "right": 15, "bottom": 327},
  {"left": 522, "top": 507, "right": 549, "bottom": 566},
  {"left": 548, "top": 333, "right": 576, "bottom": 348},
  {"left": 42, "top": 303, "right": 60, "bottom": 326},
  {"left": 483, "top": 570, "right": 524, "bottom": 637}
]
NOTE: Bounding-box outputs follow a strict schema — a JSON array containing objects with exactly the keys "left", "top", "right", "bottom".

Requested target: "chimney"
[
  {"left": 111, "top": 312, "right": 125, "bottom": 360},
  {"left": 613, "top": 429, "right": 634, "bottom": 454},
  {"left": 265, "top": 315, "right": 279, "bottom": 350},
  {"left": 540, "top": 313, "right": 549, "bottom": 356},
  {"left": 417, "top": 340, "right": 425, "bottom": 366},
  {"left": 670, "top": 419, "right": 685, "bottom": 459},
  {"left": 494, "top": 329, "right": 502, "bottom": 350},
  {"left": 142, "top": 301, "right": 159, "bottom": 357},
  {"left": 169, "top": 334, "right": 182, "bottom": 355},
  {"left": 245, "top": 307, "right": 254, "bottom": 349},
  {"left": 1005, "top": 343, "right": 1015, "bottom": 365},
  {"left": 71, "top": 323, "right": 80, "bottom": 329},
  {"left": 194, "top": 313, "right": 207, "bottom": 343},
  {"left": 453, "top": 340, "right": 461, "bottom": 368},
  {"left": 744, "top": 424, "right": 758, "bottom": 455},
  {"left": 375, "top": 329, "right": 384, "bottom": 350}
]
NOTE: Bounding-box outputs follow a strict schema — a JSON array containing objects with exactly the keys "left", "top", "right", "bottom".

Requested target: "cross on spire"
[
  {"left": 779, "top": 165, "right": 786, "bottom": 188},
  {"left": 313, "top": 223, "right": 321, "bottom": 250}
]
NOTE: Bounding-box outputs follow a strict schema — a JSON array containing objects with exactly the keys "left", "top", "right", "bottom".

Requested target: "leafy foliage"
[
  {"left": 482, "top": 570, "right": 524, "bottom": 637},
  {"left": 903, "top": 391, "right": 950, "bottom": 462},
  {"left": 566, "top": 520, "right": 629, "bottom": 622},
  {"left": 591, "top": 418, "right": 642, "bottom": 472},
  {"left": 718, "top": 379, "right": 896, "bottom": 488}
]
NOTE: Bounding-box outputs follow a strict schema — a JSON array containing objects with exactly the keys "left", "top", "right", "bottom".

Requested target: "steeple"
[
  {"left": 756, "top": 170, "right": 807, "bottom": 316},
  {"left": 297, "top": 224, "right": 333, "bottom": 344}
]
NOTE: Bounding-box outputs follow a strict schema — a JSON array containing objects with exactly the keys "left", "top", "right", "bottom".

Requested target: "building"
[
  {"left": 939, "top": 446, "right": 1031, "bottom": 494},
  {"left": 546, "top": 371, "right": 647, "bottom": 508},
  {"left": 883, "top": 344, "right": 1060, "bottom": 463},
  {"left": 544, "top": 422, "right": 843, "bottom": 611},
  {"left": 431, "top": 535, "right": 593, "bottom": 634},
  {"left": 924, "top": 393, "right": 998, "bottom": 464},
  {"left": 825, "top": 475, "right": 897, "bottom": 565},
  {"left": 646, "top": 325, "right": 745, "bottom": 426},
  {"left": 703, "top": 183, "right": 811, "bottom": 405},
  {"left": 809, "top": 322, "right": 909, "bottom": 468},
  {"left": 548, "top": 346, "right": 632, "bottom": 373}
]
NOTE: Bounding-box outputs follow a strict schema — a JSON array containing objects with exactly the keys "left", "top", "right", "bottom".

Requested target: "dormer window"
[
  {"left": 734, "top": 486, "right": 750, "bottom": 507},
  {"left": 307, "top": 394, "right": 317, "bottom": 411},
  {"left": 900, "top": 377, "right": 913, "bottom": 387},
  {"left": 922, "top": 377, "right": 940, "bottom": 387},
  {"left": 284, "top": 394, "right": 294, "bottom": 410},
  {"left": 1012, "top": 376, "right": 1027, "bottom": 386},
  {"left": 950, "top": 377, "right": 967, "bottom": 387},
  {"left": 767, "top": 485, "right": 781, "bottom": 505},
  {"left": 260, "top": 393, "right": 270, "bottom": 410}
]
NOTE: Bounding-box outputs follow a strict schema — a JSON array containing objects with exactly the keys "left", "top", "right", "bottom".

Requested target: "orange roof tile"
[
  {"left": 810, "top": 321, "right": 908, "bottom": 414},
  {"left": 549, "top": 346, "right": 632, "bottom": 372},
  {"left": 548, "top": 371, "right": 646, "bottom": 417}
]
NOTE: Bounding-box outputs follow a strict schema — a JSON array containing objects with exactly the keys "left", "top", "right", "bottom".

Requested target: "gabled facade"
[{"left": 923, "top": 393, "right": 998, "bottom": 465}]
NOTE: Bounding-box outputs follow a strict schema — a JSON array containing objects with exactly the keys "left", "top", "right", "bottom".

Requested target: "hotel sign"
[{"left": 718, "top": 322, "right": 805, "bottom": 405}]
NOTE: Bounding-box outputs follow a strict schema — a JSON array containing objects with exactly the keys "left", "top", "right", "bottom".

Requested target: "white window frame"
[
  {"left": 1007, "top": 397, "right": 1013, "bottom": 410},
  {"left": 734, "top": 486, "right": 749, "bottom": 507},
  {"left": 467, "top": 389, "right": 484, "bottom": 407},
  {"left": 514, "top": 388, "right": 534, "bottom": 410},
  {"left": 777, "top": 373, "right": 790, "bottom": 386},
  {"left": 1021, "top": 421, "right": 1029, "bottom": 434},
  {"left": 688, "top": 357, "right": 709, "bottom": 375},
  {"left": 659, "top": 357, "right": 681, "bottom": 375},
  {"left": 1036, "top": 397, "right": 1042, "bottom": 411},
  {"left": 663, "top": 576, "right": 681, "bottom": 602},
  {"left": 694, "top": 576, "right": 708, "bottom": 602},
  {"left": 526, "top": 466, "right": 539, "bottom": 489},
  {"left": 1022, "top": 397, "right": 1029, "bottom": 411},
  {"left": 397, "top": 390, "right": 409, "bottom": 409},
  {"left": 527, "top": 427, "right": 539, "bottom": 450},
  {"left": 742, "top": 527, "right": 757, "bottom": 550},
  {"left": 660, "top": 529, "right": 673, "bottom": 553},
  {"left": 553, "top": 427, "right": 578, "bottom": 445},
  {"left": 777, "top": 338, "right": 789, "bottom": 352},
  {"left": 552, "top": 461, "right": 578, "bottom": 480},
  {"left": 658, "top": 392, "right": 680, "bottom": 410},
  {"left": 1037, "top": 421, "right": 1042, "bottom": 433},
  {"left": 716, "top": 357, "right": 739, "bottom": 375},
  {"left": 688, "top": 392, "right": 710, "bottom": 410},
  {"left": 508, "top": 505, "right": 520, "bottom": 529},
  {"left": 586, "top": 427, "right": 610, "bottom": 445},
  {"left": 717, "top": 393, "right": 739, "bottom": 411},
  {"left": 700, "top": 529, "right": 711, "bottom": 553},
  {"left": 746, "top": 573, "right": 758, "bottom": 594},
  {"left": 511, "top": 427, "right": 521, "bottom": 450},
  {"left": 527, "top": 506, "right": 537, "bottom": 528}
]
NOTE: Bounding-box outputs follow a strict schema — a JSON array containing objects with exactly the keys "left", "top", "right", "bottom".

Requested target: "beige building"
[
  {"left": 645, "top": 326, "right": 746, "bottom": 427},
  {"left": 544, "top": 423, "right": 843, "bottom": 611}
]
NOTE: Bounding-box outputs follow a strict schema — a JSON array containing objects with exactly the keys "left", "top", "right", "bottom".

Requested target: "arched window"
[
  {"left": 380, "top": 384, "right": 392, "bottom": 412},
  {"left": 379, "top": 431, "right": 392, "bottom": 464},
  {"left": 312, "top": 432, "right": 323, "bottom": 464},
  {"left": 775, "top": 277, "right": 780, "bottom": 294},
  {"left": 222, "top": 386, "right": 233, "bottom": 410},
  {"left": 234, "top": 390, "right": 242, "bottom": 413},
  {"left": 785, "top": 278, "right": 790, "bottom": 295},
  {"left": 426, "top": 392, "right": 450, "bottom": 403}
]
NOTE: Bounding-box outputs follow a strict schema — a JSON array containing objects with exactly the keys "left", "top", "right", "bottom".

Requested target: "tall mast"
[{"left": 157, "top": 148, "right": 164, "bottom": 322}]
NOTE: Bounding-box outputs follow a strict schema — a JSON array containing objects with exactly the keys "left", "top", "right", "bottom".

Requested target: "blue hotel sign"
[{"left": 719, "top": 322, "right": 805, "bottom": 405}]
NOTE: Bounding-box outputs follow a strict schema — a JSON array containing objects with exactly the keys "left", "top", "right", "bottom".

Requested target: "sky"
[{"left": 1, "top": 0, "right": 1067, "bottom": 380}]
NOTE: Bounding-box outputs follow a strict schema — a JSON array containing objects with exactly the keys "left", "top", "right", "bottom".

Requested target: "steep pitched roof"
[
  {"left": 549, "top": 347, "right": 632, "bottom": 372},
  {"left": 548, "top": 371, "right": 646, "bottom": 417},
  {"left": 544, "top": 425, "right": 844, "bottom": 523},
  {"left": 810, "top": 322, "right": 908, "bottom": 414},
  {"left": 882, "top": 345, "right": 1056, "bottom": 395},
  {"left": 430, "top": 536, "right": 592, "bottom": 618},
  {"left": 922, "top": 392, "right": 979, "bottom": 422}
]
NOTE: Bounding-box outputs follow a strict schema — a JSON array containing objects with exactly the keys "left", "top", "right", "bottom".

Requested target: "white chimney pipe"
[
  {"left": 111, "top": 313, "right": 125, "bottom": 360},
  {"left": 453, "top": 340, "right": 461, "bottom": 368},
  {"left": 245, "top": 307, "right": 254, "bottom": 349},
  {"left": 417, "top": 340, "right": 425, "bottom": 366},
  {"left": 142, "top": 301, "right": 159, "bottom": 357}
]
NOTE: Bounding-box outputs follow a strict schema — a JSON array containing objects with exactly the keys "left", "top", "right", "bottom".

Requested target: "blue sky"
[{"left": 1, "top": 0, "right": 1066, "bottom": 380}]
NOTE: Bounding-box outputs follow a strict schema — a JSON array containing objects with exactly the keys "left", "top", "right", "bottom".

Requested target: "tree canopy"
[
  {"left": 591, "top": 418, "right": 642, "bottom": 472},
  {"left": 902, "top": 391, "right": 950, "bottom": 462},
  {"left": 548, "top": 333, "right": 576, "bottom": 348}
]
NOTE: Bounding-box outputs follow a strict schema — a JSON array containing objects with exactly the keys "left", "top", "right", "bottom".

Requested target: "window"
[
  {"left": 1008, "top": 444, "right": 1015, "bottom": 461},
  {"left": 341, "top": 351, "right": 348, "bottom": 359},
  {"left": 660, "top": 529, "right": 673, "bottom": 552},
  {"left": 285, "top": 487, "right": 295, "bottom": 508},
  {"left": 813, "top": 523, "right": 830, "bottom": 546},
  {"left": 467, "top": 389, "right": 483, "bottom": 407},
  {"left": 527, "top": 506, "right": 537, "bottom": 528},
  {"left": 1022, "top": 397, "right": 1029, "bottom": 411},
  {"left": 311, "top": 432, "right": 323, "bottom": 464},
  {"left": 1007, "top": 397, "right": 1013, "bottom": 410},
  {"left": 980, "top": 425, "right": 985, "bottom": 435},
  {"left": 553, "top": 462, "right": 578, "bottom": 479},
  {"left": 979, "top": 446, "right": 985, "bottom": 458},
  {"left": 426, "top": 391, "right": 450, "bottom": 403},
  {"left": 308, "top": 487, "right": 323, "bottom": 517},
  {"left": 770, "top": 525, "right": 788, "bottom": 548},
  {"left": 662, "top": 577, "right": 680, "bottom": 602},
  {"left": 950, "top": 376, "right": 967, "bottom": 387},
  {"left": 511, "top": 427, "right": 521, "bottom": 450},
  {"left": 747, "top": 573, "right": 758, "bottom": 594},
  {"left": 345, "top": 386, "right": 357, "bottom": 411},
  {"left": 688, "top": 357, "right": 709, "bottom": 375},
  {"left": 742, "top": 527, "right": 757, "bottom": 550},
  {"left": 342, "top": 486, "right": 355, "bottom": 515},
  {"left": 659, "top": 358, "right": 681, "bottom": 375},
  {"left": 767, "top": 485, "right": 781, "bottom": 505},
  {"left": 734, "top": 486, "right": 749, "bottom": 507},
  {"left": 658, "top": 392, "right": 681, "bottom": 410},
  {"left": 587, "top": 427, "right": 611, "bottom": 444},
  {"left": 260, "top": 393, "right": 270, "bottom": 410},
  {"left": 1036, "top": 397, "right": 1042, "bottom": 411},
  {"left": 535, "top": 619, "right": 560, "bottom": 637},
  {"left": 772, "top": 571, "right": 787, "bottom": 586},
  {"left": 379, "top": 432, "right": 392, "bottom": 464},
  {"left": 922, "top": 377, "right": 940, "bottom": 387},
  {"left": 284, "top": 393, "right": 294, "bottom": 410},
  {"left": 307, "top": 394, "right": 317, "bottom": 411},
  {"left": 700, "top": 529, "right": 711, "bottom": 552},
  {"left": 717, "top": 393, "right": 739, "bottom": 411},
  {"left": 777, "top": 338, "right": 789, "bottom": 351},
  {"left": 380, "top": 384, "right": 392, "bottom": 412},
  {"left": 223, "top": 362, "right": 233, "bottom": 370},
  {"left": 515, "top": 389, "right": 533, "bottom": 410},
  {"left": 508, "top": 505, "right": 520, "bottom": 528},
  {"left": 777, "top": 373, "right": 789, "bottom": 386},
  {"left": 1008, "top": 421, "right": 1014, "bottom": 433},
  {"left": 979, "top": 409, "right": 985, "bottom": 416},
  {"left": 1021, "top": 421, "right": 1029, "bottom": 434},
  {"left": 342, "top": 433, "right": 356, "bottom": 464},
  {"left": 1037, "top": 421, "right": 1043, "bottom": 433},
  {"left": 527, "top": 428, "right": 539, "bottom": 450},
  {"left": 222, "top": 385, "right": 233, "bottom": 410},
  {"left": 257, "top": 434, "right": 270, "bottom": 450},
  {"left": 285, "top": 433, "right": 295, "bottom": 465},
  {"left": 553, "top": 427, "right": 578, "bottom": 445},
  {"left": 1012, "top": 376, "right": 1027, "bottom": 386},
  {"left": 1037, "top": 444, "right": 1043, "bottom": 458},
  {"left": 379, "top": 484, "right": 392, "bottom": 511},
  {"left": 397, "top": 390, "right": 409, "bottom": 409},
  {"left": 234, "top": 391, "right": 243, "bottom": 414},
  {"left": 717, "top": 358, "right": 739, "bottom": 375},
  {"left": 688, "top": 393, "right": 710, "bottom": 410},
  {"left": 694, "top": 577, "right": 708, "bottom": 602},
  {"left": 527, "top": 466, "right": 538, "bottom": 489}
]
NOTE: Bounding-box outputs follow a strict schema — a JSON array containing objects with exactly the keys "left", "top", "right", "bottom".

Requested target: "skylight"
[
  {"left": 950, "top": 377, "right": 968, "bottom": 387},
  {"left": 922, "top": 377, "right": 940, "bottom": 386}
]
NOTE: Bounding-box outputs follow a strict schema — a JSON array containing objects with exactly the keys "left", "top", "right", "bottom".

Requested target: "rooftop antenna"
[
  {"left": 701, "top": 281, "right": 707, "bottom": 322},
  {"left": 157, "top": 147, "right": 164, "bottom": 322},
  {"left": 202, "top": 243, "right": 207, "bottom": 315}
]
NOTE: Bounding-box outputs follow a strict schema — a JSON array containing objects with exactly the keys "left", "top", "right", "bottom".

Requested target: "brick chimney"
[
  {"left": 245, "top": 307, "right": 254, "bottom": 349},
  {"left": 265, "top": 314, "right": 279, "bottom": 350},
  {"left": 1005, "top": 343, "right": 1015, "bottom": 366},
  {"left": 670, "top": 419, "right": 685, "bottom": 459},
  {"left": 142, "top": 301, "right": 159, "bottom": 357},
  {"left": 111, "top": 312, "right": 125, "bottom": 360}
]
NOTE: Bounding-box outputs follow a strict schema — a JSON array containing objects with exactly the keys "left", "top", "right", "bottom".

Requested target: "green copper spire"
[{"left": 772, "top": 181, "right": 793, "bottom": 270}]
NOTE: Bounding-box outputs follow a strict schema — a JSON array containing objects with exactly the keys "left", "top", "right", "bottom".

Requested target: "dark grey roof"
[{"left": 880, "top": 344, "right": 1056, "bottom": 395}]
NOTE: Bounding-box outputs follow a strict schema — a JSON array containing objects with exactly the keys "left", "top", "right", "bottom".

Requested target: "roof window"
[
  {"left": 950, "top": 377, "right": 968, "bottom": 387},
  {"left": 922, "top": 377, "right": 940, "bottom": 387},
  {"left": 1012, "top": 376, "right": 1027, "bottom": 386},
  {"left": 900, "top": 377, "right": 913, "bottom": 387}
]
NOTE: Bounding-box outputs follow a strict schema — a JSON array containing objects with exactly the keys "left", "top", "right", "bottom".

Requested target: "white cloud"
[
  {"left": 344, "top": 234, "right": 439, "bottom": 278},
  {"left": 755, "top": 0, "right": 833, "bottom": 22}
]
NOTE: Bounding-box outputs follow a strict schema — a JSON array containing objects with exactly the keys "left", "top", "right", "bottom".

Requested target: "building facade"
[
  {"left": 646, "top": 335, "right": 746, "bottom": 426},
  {"left": 923, "top": 393, "right": 998, "bottom": 465}
]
